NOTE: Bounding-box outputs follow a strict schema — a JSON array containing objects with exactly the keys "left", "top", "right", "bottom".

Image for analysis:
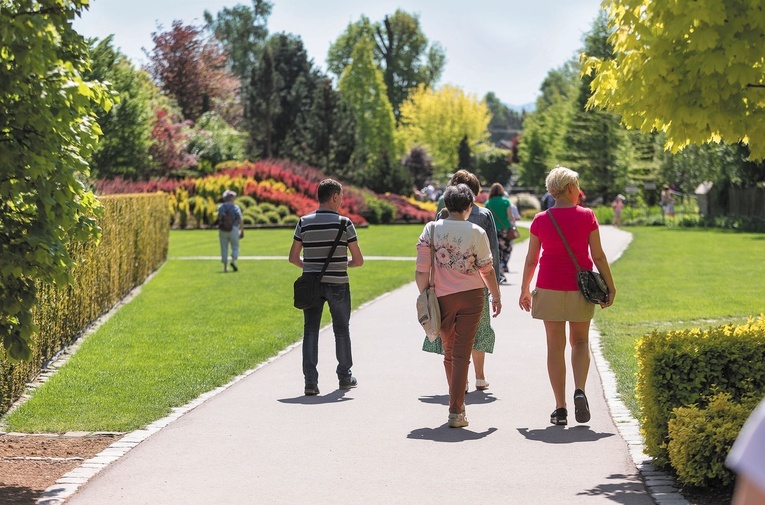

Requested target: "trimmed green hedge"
[
  {"left": 1, "top": 194, "right": 169, "bottom": 415},
  {"left": 636, "top": 316, "right": 765, "bottom": 467},
  {"left": 668, "top": 392, "right": 761, "bottom": 487}
]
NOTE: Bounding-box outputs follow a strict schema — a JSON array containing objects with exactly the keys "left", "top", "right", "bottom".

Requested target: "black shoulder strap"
[
  {"left": 546, "top": 209, "right": 582, "bottom": 272},
  {"left": 318, "top": 221, "right": 346, "bottom": 281}
]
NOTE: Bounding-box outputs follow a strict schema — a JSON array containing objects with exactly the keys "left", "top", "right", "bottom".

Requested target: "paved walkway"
[{"left": 57, "top": 225, "right": 663, "bottom": 505}]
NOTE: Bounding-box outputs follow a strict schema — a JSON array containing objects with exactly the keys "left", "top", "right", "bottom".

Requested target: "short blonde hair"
[{"left": 545, "top": 165, "right": 579, "bottom": 198}]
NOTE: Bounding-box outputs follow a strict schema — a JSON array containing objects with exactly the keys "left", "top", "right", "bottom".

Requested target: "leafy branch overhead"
[
  {"left": 583, "top": 0, "right": 765, "bottom": 159},
  {"left": 1, "top": 0, "right": 116, "bottom": 361}
]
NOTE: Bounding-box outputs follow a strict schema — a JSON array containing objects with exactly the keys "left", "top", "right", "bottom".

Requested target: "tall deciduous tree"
[
  {"left": 397, "top": 84, "right": 491, "bottom": 175},
  {"left": 149, "top": 109, "right": 198, "bottom": 177},
  {"left": 328, "top": 9, "right": 446, "bottom": 121},
  {"left": 338, "top": 36, "right": 396, "bottom": 183},
  {"left": 204, "top": 0, "right": 272, "bottom": 81},
  {"left": 146, "top": 20, "right": 240, "bottom": 124},
  {"left": 1, "top": 0, "right": 114, "bottom": 361},
  {"left": 584, "top": 0, "right": 765, "bottom": 159},
  {"left": 85, "top": 36, "right": 157, "bottom": 180},
  {"left": 660, "top": 141, "right": 765, "bottom": 196}
]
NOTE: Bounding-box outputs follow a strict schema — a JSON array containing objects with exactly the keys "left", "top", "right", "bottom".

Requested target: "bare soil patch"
[{"left": 0, "top": 434, "right": 120, "bottom": 505}]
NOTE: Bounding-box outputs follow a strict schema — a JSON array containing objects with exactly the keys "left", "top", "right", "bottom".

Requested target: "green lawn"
[
  {"left": 6, "top": 223, "right": 757, "bottom": 432},
  {"left": 168, "top": 224, "right": 530, "bottom": 258}
]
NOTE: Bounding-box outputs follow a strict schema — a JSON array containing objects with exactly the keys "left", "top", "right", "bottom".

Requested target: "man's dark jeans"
[{"left": 302, "top": 282, "right": 353, "bottom": 385}]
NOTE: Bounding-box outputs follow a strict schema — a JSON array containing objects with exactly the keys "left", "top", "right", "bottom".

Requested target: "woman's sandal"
[
  {"left": 551, "top": 407, "right": 568, "bottom": 426},
  {"left": 475, "top": 379, "right": 489, "bottom": 390}
]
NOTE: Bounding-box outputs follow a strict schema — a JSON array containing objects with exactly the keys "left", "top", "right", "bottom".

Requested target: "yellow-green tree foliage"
[
  {"left": 0, "top": 194, "right": 169, "bottom": 415},
  {"left": 397, "top": 84, "right": 491, "bottom": 174},
  {"left": 584, "top": 0, "right": 765, "bottom": 159},
  {"left": 338, "top": 36, "right": 396, "bottom": 167}
]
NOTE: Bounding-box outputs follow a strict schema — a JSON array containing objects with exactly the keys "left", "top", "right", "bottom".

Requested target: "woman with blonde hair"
[{"left": 518, "top": 166, "right": 616, "bottom": 426}]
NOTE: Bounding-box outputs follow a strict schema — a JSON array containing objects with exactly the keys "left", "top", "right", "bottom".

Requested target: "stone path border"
[{"left": 590, "top": 326, "right": 689, "bottom": 505}]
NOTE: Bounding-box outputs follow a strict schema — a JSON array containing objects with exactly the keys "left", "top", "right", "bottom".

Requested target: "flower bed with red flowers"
[{"left": 95, "top": 159, "right": 433, "bottom": 227}]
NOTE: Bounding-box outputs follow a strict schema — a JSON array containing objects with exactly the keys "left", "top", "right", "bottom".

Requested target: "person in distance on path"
[
  {"left": 217, "top": 189, "right": 243, "bottom": 273},
  {"left": 518, "top": 166, "right": 616, "bottom": 426}
]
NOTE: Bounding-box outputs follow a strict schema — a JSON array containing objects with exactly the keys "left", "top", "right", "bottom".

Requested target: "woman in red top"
[{"left": 519, "top": 166, "right": 616, "bottom": 426}]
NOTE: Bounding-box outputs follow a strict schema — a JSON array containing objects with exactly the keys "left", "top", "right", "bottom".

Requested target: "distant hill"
[{"left": 507, "top": 102, "right": 536, "bottom": 113}]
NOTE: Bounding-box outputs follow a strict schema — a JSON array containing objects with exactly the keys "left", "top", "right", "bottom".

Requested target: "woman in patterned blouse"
[{"left": 416, "top": 184, "right": 502, "bottom": 428}]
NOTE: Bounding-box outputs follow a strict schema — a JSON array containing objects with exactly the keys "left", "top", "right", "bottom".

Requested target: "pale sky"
[{"left": 73, "top": 0, "right": 604, "bottom": 109}]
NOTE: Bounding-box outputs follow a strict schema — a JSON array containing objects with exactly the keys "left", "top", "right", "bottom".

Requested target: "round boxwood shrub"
[
  {"left": 244, "top": 206, "right": 263, "bottom": 219},
  {"left": 264, "top": 210, "right": 281, "bottom": 224},
  {"left": 668, "top": 393, "right": 761, "bottom": 487},
  {"left": 252, "top": 214, "right": 270, "bottom": 225},
  {"left": 282, "top": 214, "right": 299, "bottom": 226},
  {"left": 275, "top": 204, "right": 290, "bottom": 217},
  {"left": 242, "top": 214, "right": 255, "bottom": 225},
  {"left": 235, "top": 196, "right": 257, "bottom": 209},
  {"left": 513, "top": 193, "right": 541, "bottom": 212},
  {"left": 259, "top": 202, "right": 276, "bottom": 213}
]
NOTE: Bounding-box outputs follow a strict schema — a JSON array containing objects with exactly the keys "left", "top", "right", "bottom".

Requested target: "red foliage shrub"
[{"left": 378, "top": 193, "right": 434, "bottom": 222}]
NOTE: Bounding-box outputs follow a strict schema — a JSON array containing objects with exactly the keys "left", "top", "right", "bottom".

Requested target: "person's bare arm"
[
  {"left": 733, "top": 475, "right": 765, "bottom": 505},
  {"left": 288, "top": 239, "right": 303, "bottom": 269},
  {"left": 519, "top": 234, "right": 541, "bottom": 312},
  {"left": 347, "top": 240, "right": 364, "bottom": 268},
  {"left": 479, "top": 267, "right": 502, "bottom": 317},
  {"left": 588, "top": 228, "right": 616, "bottom": 308},
  {"left": 415, "top": 270, "right": 431, "bottom": 293}
]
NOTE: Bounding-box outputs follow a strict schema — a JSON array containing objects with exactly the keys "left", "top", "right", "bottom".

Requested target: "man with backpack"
[{"left": 218, "top": 189, "right": 244, "bottom": 273}]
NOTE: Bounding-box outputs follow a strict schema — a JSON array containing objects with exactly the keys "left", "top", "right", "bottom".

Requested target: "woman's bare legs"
[
  {"left": 569, "top": 321, "right": 591, "bottom": 392},
  {"left": 544, "top": 321, "right": 567, "bottom": 409},
  {"left": 472, "top": 350, "right": 485, "bottom": 381}
]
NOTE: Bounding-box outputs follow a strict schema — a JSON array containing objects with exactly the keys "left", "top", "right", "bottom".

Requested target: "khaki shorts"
[{"left": 531, "top": 288, "right": 595, "bottom": 322}]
